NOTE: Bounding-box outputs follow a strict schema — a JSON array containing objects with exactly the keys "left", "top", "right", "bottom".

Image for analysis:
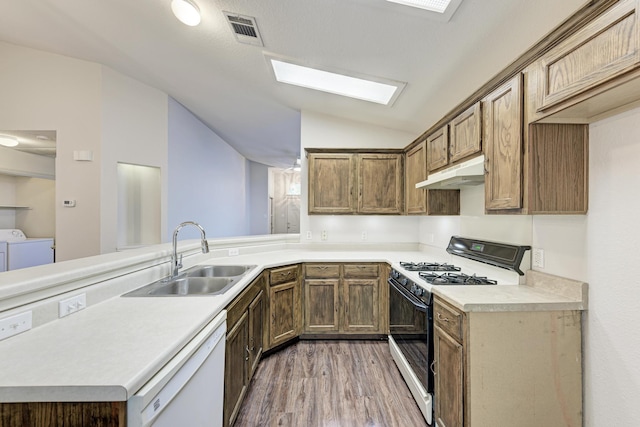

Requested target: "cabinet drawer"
[
  {"left": 434, "top": 299, "right": 463, "bottom": 342},
  {"left": 343, "top": 263, "right": 379, "bottom": 278},
  {"left": 269, "top": 264, "right": 299, "bottom": 286},
  {"left": 305, "top": 264, "right": 340, "bottom": 279}
]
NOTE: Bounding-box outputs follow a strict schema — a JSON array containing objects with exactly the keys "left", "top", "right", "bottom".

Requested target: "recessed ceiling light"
[
  {"left": 386, "top": 0, "right": 452, "bottom": 13},
  {"left": 171, "top": 0, "right": 201, "bottom": 26},
  {"left": 269, "top": 58, "right": 405, "bottom": 106},
  {"left": 0, "top": 135, "right": 19, "bottom": 147}
]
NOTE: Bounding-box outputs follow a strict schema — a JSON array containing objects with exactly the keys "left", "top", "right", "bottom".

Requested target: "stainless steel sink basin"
[
  {"left": 185, "top": 265, "right": 256, "bottom": 278},
  {"left": 122, "top": 264, "right": 257, "bottom": 297},
  {"left": 150, "top": 277, "right": 235, "bottom": 296}
]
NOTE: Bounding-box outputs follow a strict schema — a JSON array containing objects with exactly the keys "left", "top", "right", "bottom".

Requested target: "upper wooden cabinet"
[
  {"left": 307, "top": 150, "right": 403, "bottom": 215},
  {"left": 449, "top": 102, "right": 482, "bottom": 163},
  {"left": 426, "top": 125, "right": 449, "bottom": 173},
  {"left": 483, "top": 75, "right": 524, "bottom": 211},
  {"left": 405, "top": 141, "right": 427, "bottom": 214},
  {"left": 358, "top": 153, "right": 404, "bottom": 214},
  {"left": 307, "top": 153, "right": 357, "bottom": 214},
  {"left": 483, "top": 74, "right": 589, "bottom": 214},
  {"left": 426, "top": 103, "right": 482, "bottom": 175},
  {"left": 404, "top": 141, "right": 461, "bottom": 216},
  {"left": 538, "top": 0, "right": 640, "bottom": 113}
]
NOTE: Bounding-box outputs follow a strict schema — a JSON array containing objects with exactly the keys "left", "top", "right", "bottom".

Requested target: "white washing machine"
[{"left": 0, "top": 229, "right": 54, "bottom": 272}]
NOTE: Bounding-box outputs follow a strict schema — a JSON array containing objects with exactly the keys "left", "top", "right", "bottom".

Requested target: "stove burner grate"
[
  {"left": 399, "top": 262, "right": 461, "bottom": 272},
  {"left": 418, "top": 271, "right": 497, "bottom": 286}
]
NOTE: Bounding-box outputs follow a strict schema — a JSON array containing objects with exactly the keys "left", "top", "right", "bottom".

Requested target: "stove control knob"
[
  {"left": 410, "top": 284, "right": 417, "bottom": 293},
  {"left": 415, "top": 288, "right": 424, "bottom": 297}
]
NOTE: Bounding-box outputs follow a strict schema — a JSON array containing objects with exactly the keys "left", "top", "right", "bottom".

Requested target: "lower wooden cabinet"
[
  {"left": 0, "top": 402, "right": 126, "bottom": 427},
  {"left": 303, "top": 263, "right": 385, "bottom": 335},
  {"left": 433, "top": 296, "right": 583, "bottom": 426},
  {"left": 224, "top": 274, "right": 264, "bottom": 427},
  {"left": 267, "top": 264, "right": 302, "bottom": 349}
]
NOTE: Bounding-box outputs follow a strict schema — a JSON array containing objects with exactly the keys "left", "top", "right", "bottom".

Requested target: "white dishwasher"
[{"left": 128, "top": 310, "right": 226, "bottom": 427}]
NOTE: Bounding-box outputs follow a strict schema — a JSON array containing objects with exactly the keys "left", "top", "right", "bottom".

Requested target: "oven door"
[{"left": 388, "top": 277, "right": 433, "bottom": 394}]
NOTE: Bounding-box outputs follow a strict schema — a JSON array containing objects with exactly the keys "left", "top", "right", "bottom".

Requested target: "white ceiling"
[{"left": 0, "top": 0, "right": 586, "bottom": 167}]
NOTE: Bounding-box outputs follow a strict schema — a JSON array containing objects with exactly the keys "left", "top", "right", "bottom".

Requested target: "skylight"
[
  {"left": 386, "top": 0, "right": 451, "bottom": 13},
  {"left": 269, "top": 59, "right": 405, "bottom": 105}
]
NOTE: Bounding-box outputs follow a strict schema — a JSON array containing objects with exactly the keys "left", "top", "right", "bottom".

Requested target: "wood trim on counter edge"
[{"left": 408, "top": 0, "right": 619, "bottom": 148}]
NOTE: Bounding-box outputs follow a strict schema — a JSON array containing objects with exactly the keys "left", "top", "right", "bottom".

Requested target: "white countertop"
[{"left": 0, "top": 247, "right": 587, "bottom": 403}]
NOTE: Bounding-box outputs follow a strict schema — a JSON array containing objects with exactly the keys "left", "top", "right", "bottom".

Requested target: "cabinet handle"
[
  {"left": 245, "top": 345, "right": 250, "bottom": 361},
  {"left": 437, "top": 313, "right": 450, "bottom": 323},
  {"left": 430, "top": 360, "right": 436, "bottom": 375}
]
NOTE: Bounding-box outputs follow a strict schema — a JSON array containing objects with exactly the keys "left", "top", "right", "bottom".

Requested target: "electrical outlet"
[
  {"left": 532, "top": 248, "right": 545, "bottom": 268},
  {"left": 306, "top": 231, "right": 312, "bottom": 240},
  {"left": 361, "top": 231, "right": 368, "bottom": 241},
  {"left": 59, "top": 294, "right": 86, "bottom": 318},
  {"left": 321, "top": 230, "right": 328, "bottom": 241},
  {"left": 0, "top": 311, "right": 32, "bottom": 341},
  {"left": 228, "top": 248, "right": 239, "bottom": 256}
]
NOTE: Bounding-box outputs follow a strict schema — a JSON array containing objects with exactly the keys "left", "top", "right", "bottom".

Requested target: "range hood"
[{"left": 416, "top": 155, "right": 484, "bottom": 189}]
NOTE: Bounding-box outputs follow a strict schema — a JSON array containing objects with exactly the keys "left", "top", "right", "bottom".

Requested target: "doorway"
[{"left": 269, "top": 168, "right": 300, "bottom": 234}]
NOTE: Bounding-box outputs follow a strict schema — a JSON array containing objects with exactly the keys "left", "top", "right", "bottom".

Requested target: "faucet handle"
[{"left": 178, "top": 254, "right": 183, "bottom": 269}]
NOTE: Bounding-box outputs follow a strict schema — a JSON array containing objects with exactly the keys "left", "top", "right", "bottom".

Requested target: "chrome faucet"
[{"left": 170, "top": 221, "right": 210, "bottom": 279}]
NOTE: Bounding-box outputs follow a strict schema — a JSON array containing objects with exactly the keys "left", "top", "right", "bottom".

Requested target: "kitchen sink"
[
  {"left": 122, "top": 264, "right": 257, "bottom": 297},
  {"left": 185, "top": 264, "right": 256, "bottom": 278},
  {"left": 149, "top": 277, "right": 235, "bottom": 296}
]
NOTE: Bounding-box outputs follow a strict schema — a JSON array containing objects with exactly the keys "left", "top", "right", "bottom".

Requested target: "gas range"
[{"left": 388, "top": 236, "right": 531, "bottom": 424}]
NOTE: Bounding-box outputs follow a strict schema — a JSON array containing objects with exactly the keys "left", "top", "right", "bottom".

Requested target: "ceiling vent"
[{"left": 224, "top": 12, "right": 264, "bottom": 47}]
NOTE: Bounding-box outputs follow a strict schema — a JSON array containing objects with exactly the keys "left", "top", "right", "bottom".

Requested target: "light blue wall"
[
  {"left": 167, "top": 98, "right": 250, "bottom": 239},
  {"left": 248, "top": 161, "right": 269, "bottom": 235}
]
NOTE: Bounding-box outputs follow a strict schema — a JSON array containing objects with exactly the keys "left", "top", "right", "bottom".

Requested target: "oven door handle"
[{"left": 388, "top": 278, "right": 427, "bottom": 312}]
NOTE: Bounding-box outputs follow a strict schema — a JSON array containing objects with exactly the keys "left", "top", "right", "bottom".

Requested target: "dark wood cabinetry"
[
  {"left": 303, "top": 263, "right": 385, "bottom": 335},
  {"left": 404, "top": 141, "right": 461, "bottom": 216},
  {"left": 267, "top": 264, "right": 301, "bottom": 349},
  {"left": 449, "top": 102, "right": 482, "bottom": 163},
  {"left": 307, "top": 153, "right": 356, "bottom": 214},
  {"left": 426, "top": 125, "right": 449, "bottom": 173},
  {"left": 307, "top": 150, "right": 403, "bottom": 215},
  {"left": 0, "top": 402, "right": 126, "bottom": 427},
  {"left": 483, "top": 75, "right": 524, "bottom": 211},
  {"left": 224, "top": 274, "right": 265, "bottom": 427}
]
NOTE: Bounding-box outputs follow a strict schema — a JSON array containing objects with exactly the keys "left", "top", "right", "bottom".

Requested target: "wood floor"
[{"left": 234, "top": 340, "right": 428, "bottom": 427}]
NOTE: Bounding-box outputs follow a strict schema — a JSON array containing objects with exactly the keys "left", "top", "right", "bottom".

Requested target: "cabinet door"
[
  {"left": 248, "top": 290, "right": 264, "bottom": 380},
  {"left": 269, "top": 281, "right": 300, "bottom": 347},
  {"left": 449, "top": 102, "right": 482, "bottom": 163},
  {"left": 483, "top": 75, "right": 523, "bottom": 211},
  {"left": 405, "top": 141, "right": 427, "bottom": 214},
  {"left": 427, "top": 125, "right": 449, "bottom": 173},
  {"left": 224, "top": 312, "right": 249, "bottom": 427},
  {"left": 308, "top": 153, "right": 356, "bottom": 214},
  {"left": 358, "top": 153, "right": 404, "bottom": 214},
  {"left": 304, "top": 279, "right": 340, "bottom": 333},
  {"left": 342, "top": 278, "right": 380, "bottom": 332},
  {"left": 434, "top": 326, "right": 464, "bottom": 427},
  {"left": 539, "top": 0, "right": 640, "bottom": 111}
]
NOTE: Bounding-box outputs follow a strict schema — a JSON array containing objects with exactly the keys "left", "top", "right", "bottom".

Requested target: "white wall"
[
  {"left": 15, "top": 177, "right": 55, "bottom": 238},
  {"left": 300, "top": 111, "right": 420, "bottom": 244},
  {"left": 0, "top": 175, "right": 18, "bottom": 229},
  {"left": 167, "top": 98, "right": 250, "bottom": 239},
  {"left": 0, "top": 41, "right": 102, "bottom": 261},
  {"left": 249, "top": 161, "right": 270, "bottom": 235},
  {"left": 100, "top": 67, "right": 168, "bottom": 253},
  {"left": 530, "top": 107, "right": 640, "bottom": 426}
]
